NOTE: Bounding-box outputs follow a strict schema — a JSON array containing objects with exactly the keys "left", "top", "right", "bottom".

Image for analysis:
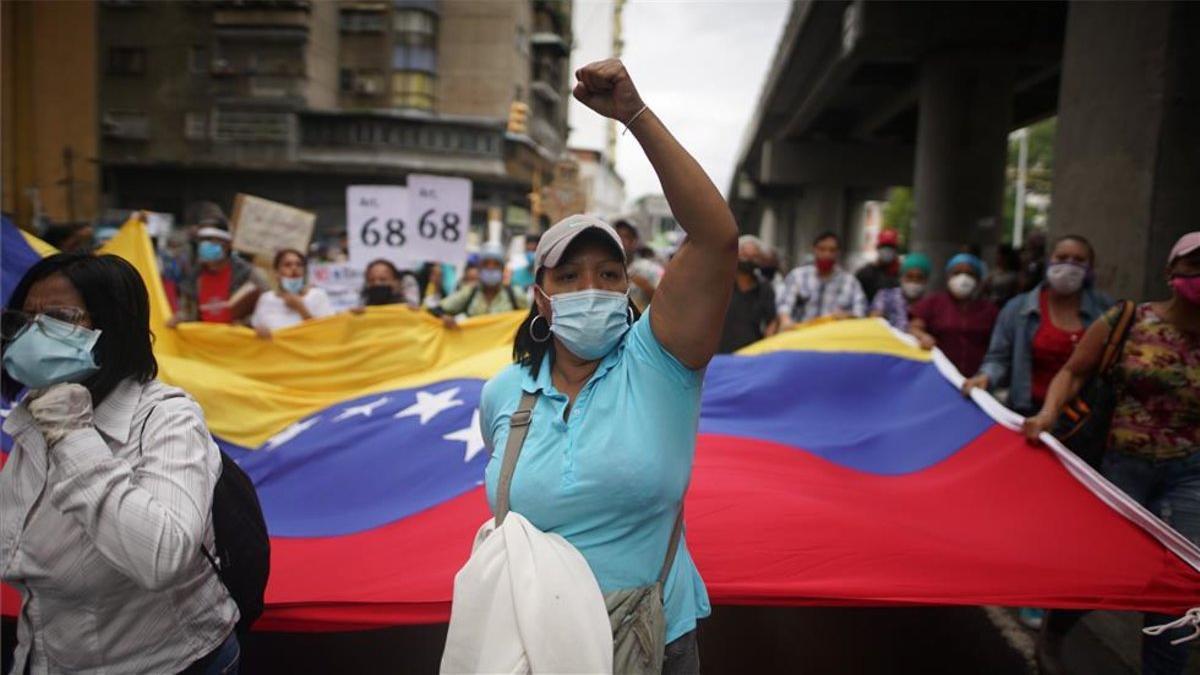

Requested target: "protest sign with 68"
[{"left": 346, "top": 175, "right": 472, "bottom": 269}]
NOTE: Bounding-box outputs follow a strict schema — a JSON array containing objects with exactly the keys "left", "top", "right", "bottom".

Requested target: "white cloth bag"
[{"left": 440, "top": 512, "right": 613, "bottom": 674}]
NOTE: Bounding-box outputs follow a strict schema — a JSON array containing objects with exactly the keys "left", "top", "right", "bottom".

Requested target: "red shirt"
[
  {"left": 1030, "top": 290, "right": 1084, "bottom": 404},
  {"left": 910, "top": 291, "right": 999, "bottom": 376},
  {"left": 197, "top": 263, "right": 234, "bottom": 323}
]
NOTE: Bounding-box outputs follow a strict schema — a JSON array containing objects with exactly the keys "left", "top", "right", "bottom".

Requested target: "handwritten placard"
[{"left": 231, "top": 193, "right": 316, "bottom": 262}]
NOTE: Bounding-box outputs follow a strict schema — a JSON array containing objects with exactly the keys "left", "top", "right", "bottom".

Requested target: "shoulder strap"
[
  {"left": 465, "top": 285, "right": 479, "bottom": 312},
  {"left": 494, "top": 391, "right": 538, "bottom": 526},
  {"left": 1099, "top": 300, "right": 1137, "bottom": 374},
  {"left": 138, "top": 403, "right": 225, "bottom": 574},
  {"left": 657, "top": 509, "right": 684, "bottom": 586},
  {"left": 136, "top": 405, "right": 156, "bottom": 456},
  {"left": 505, "top": 284, "right": 518, "bottom": 309},
  {"left": 492, "top": 389, "right": 683, "bottom": 585}
]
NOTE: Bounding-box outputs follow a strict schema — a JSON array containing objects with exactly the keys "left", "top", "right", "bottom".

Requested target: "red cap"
[{"left": 877, "top": 229, "right": 900, "bottom": 247}]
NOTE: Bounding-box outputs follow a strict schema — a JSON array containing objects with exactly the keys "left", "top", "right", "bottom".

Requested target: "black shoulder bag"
[{"left": 1051, "top": 300, "right": 1137, "bottom": 468}]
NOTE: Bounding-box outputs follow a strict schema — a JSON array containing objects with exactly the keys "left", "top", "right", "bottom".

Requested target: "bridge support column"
[
  {"left": 912, "top": 57, "right": 1014, "bottom": 278},
  {"left": 791, "top": 183, "right": 846, "bottom": 265},
  {"left": 1050, "top": 1, "right": 1200, "bottom": 300}
]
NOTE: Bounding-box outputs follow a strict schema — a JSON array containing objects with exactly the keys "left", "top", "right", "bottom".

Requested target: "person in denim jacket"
[{"left": 962, "top": 235, "right": 1113, "bottom": 415}]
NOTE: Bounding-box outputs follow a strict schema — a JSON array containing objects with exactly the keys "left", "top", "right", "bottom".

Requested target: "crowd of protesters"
[
  {"left": 4, "top": 46, "right": 1197, "bottom": 675},
  {"left": 6, "top": 191, "right": 1199, "bottom": 675}
]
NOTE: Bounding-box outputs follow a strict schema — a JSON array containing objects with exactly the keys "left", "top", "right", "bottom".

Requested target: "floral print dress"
[{"left": 1106, "top": 303, "right": 1200, "bottom": 460}]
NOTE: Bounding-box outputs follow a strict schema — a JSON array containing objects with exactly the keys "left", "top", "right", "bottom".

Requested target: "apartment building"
[{"left": 98, "top": 0, "right": 573, "bottom": 237}]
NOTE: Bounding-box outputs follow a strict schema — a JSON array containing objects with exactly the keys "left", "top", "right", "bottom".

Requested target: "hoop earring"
[
  {"left": 529, "top": 314, "right": 551, "bottom": 343},
  {"left": 627, "top": 305, "right": 635, "bottom": 325}
]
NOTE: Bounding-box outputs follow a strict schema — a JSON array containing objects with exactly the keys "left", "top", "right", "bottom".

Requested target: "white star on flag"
[
  {"left": 263, "top": 417, "right": 320, "bottom": 451},
  {"left": 333, "top": 396, "right": 391, "bottom": 422},
  {"left": 394, "top": 387, "right": 463, "bottom": 425},
  {"left": 444, "top": 409, "right": 486, "bottom": 463}
]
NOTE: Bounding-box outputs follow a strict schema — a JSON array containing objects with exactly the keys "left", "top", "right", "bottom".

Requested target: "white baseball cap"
[
  {"left": 533, "top": 215, "right": 625, "bottom": 276},
  {"left": 196, "top": 226, "right": 232, "bottom": 242},
  {"left": 1168, "top": 231, "right": 1200, "bottom": 264}
]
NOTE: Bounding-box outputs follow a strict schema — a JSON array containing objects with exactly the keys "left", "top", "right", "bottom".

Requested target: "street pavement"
[{"left": 6, "top": 606, "right": 1196, "bottom": 673}]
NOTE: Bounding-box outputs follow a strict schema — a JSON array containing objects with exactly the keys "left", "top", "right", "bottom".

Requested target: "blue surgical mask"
[
  {"left": 480, "top": 268, "right": 503, "bottom": 288},
  {"left": 544, "top": 288, "right": 631, "bottom": 361},
  {"left": 197, "top": 241, "right": 226, "bottom": 263},
  {"left": 280, "top": 277, "right": 305, "bottom": 295},
  {"left": 2, "top": 315, "right": 101, "bottom": 389}
]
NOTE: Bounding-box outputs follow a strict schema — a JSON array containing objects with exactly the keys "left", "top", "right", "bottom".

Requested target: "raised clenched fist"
[{"left": 572, "top": 59, "right": 646, "bottom": 125}]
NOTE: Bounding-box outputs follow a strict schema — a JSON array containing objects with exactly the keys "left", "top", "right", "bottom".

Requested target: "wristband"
[{"left": 622, "top": 105, "right": 649, "bottom": 135}]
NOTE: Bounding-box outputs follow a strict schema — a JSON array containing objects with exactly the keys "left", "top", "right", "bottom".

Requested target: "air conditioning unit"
[{"left": 356, "top": 78, "right": 379, "bottom": 95}]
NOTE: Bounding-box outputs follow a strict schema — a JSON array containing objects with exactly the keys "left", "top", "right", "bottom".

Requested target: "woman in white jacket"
[{"left": 0, "top": 253, "right": 239, "bottom": 674}]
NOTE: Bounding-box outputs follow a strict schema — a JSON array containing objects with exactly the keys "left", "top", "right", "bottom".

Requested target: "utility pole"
[
  {"left": 605, "top": 0, "right": 626, "bottom": 165},
  {"left": 1013, "top": 128, "right": 1028, "bottom": 248}
]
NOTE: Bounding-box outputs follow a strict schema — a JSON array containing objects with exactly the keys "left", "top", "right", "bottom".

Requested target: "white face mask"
[
  {"left": 901, "top": 281, "right": 926, "bottom": 300},
  {"left": 947, "top": 273, "right": 977, "bottom": 299},
  {"left": 1045, "top": 263, "right": 1087, "bottom": 295}
]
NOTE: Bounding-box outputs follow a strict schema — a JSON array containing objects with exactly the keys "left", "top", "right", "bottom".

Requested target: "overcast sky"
[{"left": 567, "top": 0, "right": 791, "bottom": 208}]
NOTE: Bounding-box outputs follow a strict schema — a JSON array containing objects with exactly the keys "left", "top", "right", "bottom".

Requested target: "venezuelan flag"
[{"left": 2, "top": 218, "right": 1198, "bottom": 631}]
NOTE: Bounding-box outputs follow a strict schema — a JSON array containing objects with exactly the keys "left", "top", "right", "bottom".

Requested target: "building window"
[
  {"left": 392, "top": 44, "right": 436, "bottom": 73},
  {"left": 391, "top": 71, "right": 435, "bottom": 110},
  {"left": 390, "top": 7, "right": 437, "bottom": 110},
  {"left": 107, "top": 47, "right": 146, "bottom": 76},
  {"left": 184, "top": 112, "right": 208, "bottom": 140},
  {"left": 189, "top": 45, "right": 207, "bottom": 74},
  {"left": 102, "top": 110, "right": 149, "bottom": 139},
  {"left": 341, "top": 69, "right": 385, "bottom": 96},
  {"left": 394, "top": 8, "right": 436, "bottom": 35},
  {"left": 340, "top": 9, "right": 386, "bottom": 32},
  {"left": 393, "top": 8, "right": 436, "bottom": 72}
]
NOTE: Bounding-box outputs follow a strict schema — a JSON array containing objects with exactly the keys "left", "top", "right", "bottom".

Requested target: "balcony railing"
[
  {"left": 213, "top": 75, "right": 306, "bottom": 103},
  {"left": 300, "top": 113, "right": 503, "bottom": 158}
]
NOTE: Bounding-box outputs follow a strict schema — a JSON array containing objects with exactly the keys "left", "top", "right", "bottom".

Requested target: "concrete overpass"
[{"left": 732, "top": 0, "right": 1199, "bottom": 298}]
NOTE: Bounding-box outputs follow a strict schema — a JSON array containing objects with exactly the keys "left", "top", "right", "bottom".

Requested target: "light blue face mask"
[
  {"left": 280, "top": 277, "right": 305, "bottom": 295},
  {"left": 197, "top": 240, "right": 226, "bottom": 263},
  {"left": 479, "top": 268, "right": 504, "bottom": 288},
  {"left": 545, "top": 288, "right": 632, "bottom": 361},
  {"left": 2, "top": 315, "right": 101, "bottom": 389}
]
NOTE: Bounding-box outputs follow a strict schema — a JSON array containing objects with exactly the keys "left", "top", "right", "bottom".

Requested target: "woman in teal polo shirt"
[{"left": 479, "top": 59, "right": 737, "bottom": 673}]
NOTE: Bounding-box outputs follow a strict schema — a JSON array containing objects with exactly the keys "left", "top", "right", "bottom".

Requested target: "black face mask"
[
  {"left": 737, "top": 260, "right": 757, "bottom": 275},
  {"left": 363, "top": 285, "right": 398, "bottom": 306}
]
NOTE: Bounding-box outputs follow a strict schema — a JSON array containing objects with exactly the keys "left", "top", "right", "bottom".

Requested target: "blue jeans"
[
  {"left": 181, "top": 631, "right": 240, "bottom": 675},
  {"left": 1102, "top": 451, "right": 1200, "bottom": 675}
]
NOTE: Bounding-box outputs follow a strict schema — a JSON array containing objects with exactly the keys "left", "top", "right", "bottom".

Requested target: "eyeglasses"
[{"left": 1, "top": 307, "right": 90, "bottom": 341}]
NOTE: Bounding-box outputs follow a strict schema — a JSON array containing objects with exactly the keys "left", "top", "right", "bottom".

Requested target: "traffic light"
[{"left": 507, "top": 101, "right": 529, "bottom": 134}]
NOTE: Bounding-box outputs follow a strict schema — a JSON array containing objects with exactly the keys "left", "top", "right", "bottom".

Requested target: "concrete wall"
[
  {"left": 2, "top": 0, "right": 99, "bottom": 228},
  {"left": 305, "top": 0, "right": 341, "bottom": 111},
  {"left": 100, "top": 3, "right": 212, "bottom": 168},
  {"left": 1050, "top": 1, "right": 1200, "bottom": 301},
  {"left": 437, "top": 1, "right": 527, "bottom": 120}
]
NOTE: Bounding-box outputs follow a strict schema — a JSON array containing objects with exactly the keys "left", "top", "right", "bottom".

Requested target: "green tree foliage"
[
  {"left": 1003, "top": 117, "right": 1056, "bottom": 243},
  {"left": 881, "top": 186, "right": 914, "bottom": 245}
]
